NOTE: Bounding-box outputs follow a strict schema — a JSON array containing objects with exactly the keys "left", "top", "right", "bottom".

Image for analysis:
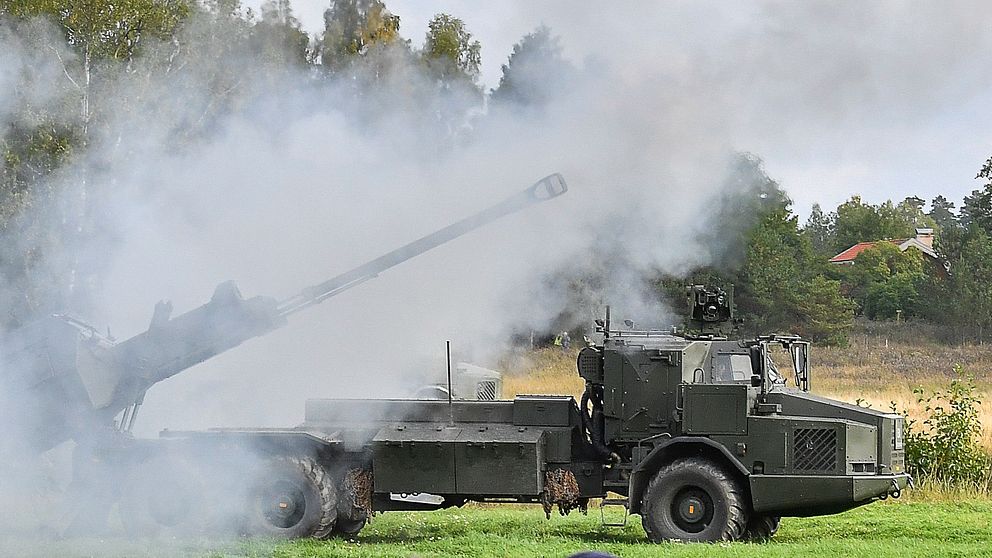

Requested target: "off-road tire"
[
  {"left": 333, "top": 516, "right": 367, "bottom": 538},
  {"left": 332, "top": 469, "right": 371, "bottom": 538},
  {"left": 640, "top": 457, "right": 747, "bottom": 542},
  {"left": 119, "top": 454, "right": 209, "bottom": 538},
  {"left": 742, "top": 514, "right": 780, "bottom": 542},
  {"left": 245, "top": 456, "right": 337, "bottom": 539}
]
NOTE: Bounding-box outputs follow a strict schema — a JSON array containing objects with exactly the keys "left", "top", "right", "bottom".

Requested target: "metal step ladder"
[{"left": 599, "top": 497, "right": 629, "bottom": 527}]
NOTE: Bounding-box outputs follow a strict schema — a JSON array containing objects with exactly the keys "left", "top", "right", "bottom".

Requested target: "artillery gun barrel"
[
  {"left": 114, "top": 173, "right": 566, "bottom": 402},
  {"left": 275, "top": 173, "right": 567, "bottom": 316},
  {"left": 2, "top": 173, "right": 567, "bottom": 453}
]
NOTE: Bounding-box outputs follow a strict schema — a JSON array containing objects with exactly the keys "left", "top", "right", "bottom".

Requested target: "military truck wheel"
[
  {"left": 742, "top": 514, "right": 780, "bottom": 542},
  {"left": 331, "top": 468, "right": 372, "bottom": 538},
  {"left": 640, "top": 457, "right": 746, "bottom": 542},
  {"left": 245, "top": 457, "right": 337, "bottom": 539},
  {"left": 119, "top": 454, "right": 208, "bottom": 537},
  {"left": 333, "top": 517, "right": 367, "bottom": 537}
]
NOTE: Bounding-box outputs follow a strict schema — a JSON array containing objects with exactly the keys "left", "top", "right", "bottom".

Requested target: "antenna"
[
  {"left": 594, "top": 306, "right": 612, "bottom": 338},
  {"left": 605, "top": 306, "right": 611, "bottom": 339},
  {"left": 446, "top": 340, "right": 454, "bottom": 427}
]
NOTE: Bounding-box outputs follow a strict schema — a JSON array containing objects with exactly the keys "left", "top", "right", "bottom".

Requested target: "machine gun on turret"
[
  {"left": 683, "top": 284, "right": 738, "bottom": 338},
  {"left": 0, "top": 174, "right": 567, "bottom": 455}
]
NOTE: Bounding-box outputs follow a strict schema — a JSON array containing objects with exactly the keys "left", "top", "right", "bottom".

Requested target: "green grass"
[{"left": 6, "top": 500, "right": 991, "bottom": 558}]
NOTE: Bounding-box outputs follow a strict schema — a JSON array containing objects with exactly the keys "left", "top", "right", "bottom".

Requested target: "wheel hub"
[
  {"left": 677, "top": 496, "right": 706, "bottom": 523},
  {"left": 670, "top": 487, "right": 714, "bottom": 534},
  {"left": 260, "top": 481, "right": 306, "bottom": 528}
]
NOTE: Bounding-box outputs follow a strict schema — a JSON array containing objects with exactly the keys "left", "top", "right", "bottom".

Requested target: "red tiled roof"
[{"left": 829, "top": 239, "right": 904, "bottom": 263}]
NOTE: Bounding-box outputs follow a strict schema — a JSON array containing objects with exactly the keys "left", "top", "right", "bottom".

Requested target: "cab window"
[{"left": 712, "top": 354, "right": 753, "bottom": 383}]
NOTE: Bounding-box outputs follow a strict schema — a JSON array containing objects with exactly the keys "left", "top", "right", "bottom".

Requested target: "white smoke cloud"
[
  {"left": 3, "top": 1, "right": 992, "bottom": 541},
  {"left": 372, "top": 0, "right": 992, "bottom": 214},
  {"left": 7, "top": 0, "right": 989, "bottom": 436},
  {"left": 103, "top": 1, "right": 992, "bottom": 434}
]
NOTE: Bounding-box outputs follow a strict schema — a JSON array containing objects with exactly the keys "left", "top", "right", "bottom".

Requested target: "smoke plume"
[{"left": 2, "top": 1, "right": 992, "bottom": 544}]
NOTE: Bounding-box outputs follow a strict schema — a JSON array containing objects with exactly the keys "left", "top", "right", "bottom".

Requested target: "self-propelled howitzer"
[
  {"left": 127, "top": 283, "right": 908, "bottom": 543},
  {"left": 1, "top": 174, "right": 567, "bottom": 454}
]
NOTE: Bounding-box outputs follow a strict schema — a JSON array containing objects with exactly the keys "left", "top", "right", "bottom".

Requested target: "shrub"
[{"left": 902, "top": 366, "right": 992, "bottom": 491}]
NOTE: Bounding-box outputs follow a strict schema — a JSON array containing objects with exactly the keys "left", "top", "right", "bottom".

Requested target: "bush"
[{"left": 902, "top": 366, "right": 992, "bottom": 491}]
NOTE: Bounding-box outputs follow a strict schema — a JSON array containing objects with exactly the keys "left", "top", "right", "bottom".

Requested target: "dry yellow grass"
[
  {"left": 815, "top": 338, "right": 992, "bottom": 451},
  {"left": 499, "top": 348, "right": 585, "bottom": 400},
  {"left": 499, "top": 342, "right": 992, "bottom": 451}
]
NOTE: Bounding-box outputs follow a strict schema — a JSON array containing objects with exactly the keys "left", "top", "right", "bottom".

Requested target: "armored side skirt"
[
  {"left": 304, "top": 396, "right": 587, "bottom": 501},
  {"left": 750, "top": 473, "right": 911, "bottom": 516},
  {"left": 372, "top": 424, "right": 546, "bottom": 496}
]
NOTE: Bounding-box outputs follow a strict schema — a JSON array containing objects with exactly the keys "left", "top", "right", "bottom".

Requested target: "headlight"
[{"left": 893, "top": 417, "right": 904, "bottom": 450}]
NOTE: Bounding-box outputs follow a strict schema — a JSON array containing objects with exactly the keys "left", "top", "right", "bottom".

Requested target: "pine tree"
[
  {"left": 803, "top": 203, "right": 836, "bottom": 255},
  {"left": 491, "top": 25, "right": 573, "bottom": 109}
]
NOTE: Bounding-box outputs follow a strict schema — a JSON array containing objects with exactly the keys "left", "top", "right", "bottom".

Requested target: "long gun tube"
[
  {"left": 106, "top": 174, "right": 566, "bottom": 415},
  {"left": 275, "top": 173, "right": 567, "bottom": 317},
  {"left": 8, "top": 174, "right": 567, "bottom": 453}
]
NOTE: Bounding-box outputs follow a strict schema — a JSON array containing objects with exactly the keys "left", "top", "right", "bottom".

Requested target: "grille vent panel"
[
  {"left": 794, "top": 428, "right": 837, "bottom": 471},
  {"left": 577, "top": 347, "right": 603, "bottom": 382},
  {"left": 476, "top": 380, "right": 498, "bottom": 401}
]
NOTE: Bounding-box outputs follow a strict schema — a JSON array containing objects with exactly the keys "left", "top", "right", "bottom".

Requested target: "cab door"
[{"left": 616, "top": 348, "right": 681, "bottom": 437}]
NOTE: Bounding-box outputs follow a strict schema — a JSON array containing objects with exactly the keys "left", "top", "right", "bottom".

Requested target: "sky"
[{"left": 255, "top": 0, "right": 992, "bottom": 219}]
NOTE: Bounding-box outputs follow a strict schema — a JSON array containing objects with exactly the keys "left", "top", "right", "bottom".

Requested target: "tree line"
[
  {"left": 2, "top": 0, "right": 989, "bottom": 347},
  {"left": 657, "top": 153, "right": 992, "bottom": 345},
  {"left": 0, "top": 0, "right": 570, "bottom": 329}
]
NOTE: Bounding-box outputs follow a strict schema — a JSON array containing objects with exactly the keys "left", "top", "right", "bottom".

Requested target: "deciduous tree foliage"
[
  {"left": 736, "top": 201, "right": 853, "bottom": 344},
  {"left": 252, "top": 0, "right": 310, "bottom": 69},
  {"left": 833, "top": 196, "right": 918, "bottom": 253},
  {"left": 1, "top": 0, "right": 187, "bottom": 324},
  {"left": 843, "top": 243, "right": 925, "bottom": 320},
  {"left": 2, "top": 0, "right": 992, "bottom": 349},
  {"left": 422, "top": 13, "right": 480, "bottom": 84},
  {"left": 318, "top": 0, "right": 400, "bottom": 71}
]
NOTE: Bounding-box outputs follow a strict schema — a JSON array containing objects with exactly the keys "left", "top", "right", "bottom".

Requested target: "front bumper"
[{"left": 750, "top": 473, "right": 912, "bottom": 516}]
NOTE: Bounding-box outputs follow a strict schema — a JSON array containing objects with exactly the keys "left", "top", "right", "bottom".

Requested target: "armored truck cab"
[{"left": 586, "top": 330, "right": 909, "bottom": 540}]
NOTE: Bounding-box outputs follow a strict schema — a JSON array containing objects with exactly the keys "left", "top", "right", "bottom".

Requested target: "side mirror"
[{"left": 750, "top": 374, "right": 762, "bottom": 388}]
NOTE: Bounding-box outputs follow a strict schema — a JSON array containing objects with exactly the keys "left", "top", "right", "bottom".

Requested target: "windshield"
[
  {"left": 761, "top": 340, "right": 809, "bottom": 391},
  {"left": 712, "top": 354, "right": 753, "bottom": 383},
  {"left": 763, "top": 346, "right": 789, "bottom": 387}
]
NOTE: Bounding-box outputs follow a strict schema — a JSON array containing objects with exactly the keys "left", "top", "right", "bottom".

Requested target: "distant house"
[{"left": 829, "top": 228, "right": 945, "bottom": 271}]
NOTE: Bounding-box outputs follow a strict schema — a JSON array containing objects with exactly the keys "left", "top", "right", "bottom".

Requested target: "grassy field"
[{"left": 6, "top": 500, "right": 991, "bottom": 558}]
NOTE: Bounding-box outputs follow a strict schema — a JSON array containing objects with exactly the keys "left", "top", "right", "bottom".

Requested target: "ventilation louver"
[
  {"left": 476, "top": 380, "right": 498, "bottom": 401},
  {"left": 794, "top": 428, "right": 837, "bottom": 472}
]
